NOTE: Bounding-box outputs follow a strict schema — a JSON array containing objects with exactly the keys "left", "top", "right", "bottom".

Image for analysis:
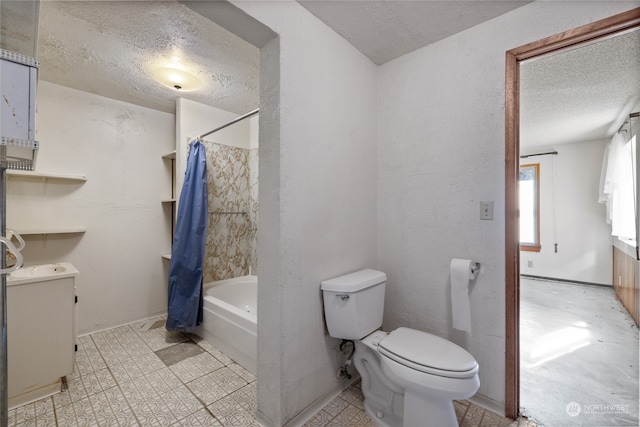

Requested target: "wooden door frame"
[{"left": 504, "top": 7, "right": 640, "bottom": 419}]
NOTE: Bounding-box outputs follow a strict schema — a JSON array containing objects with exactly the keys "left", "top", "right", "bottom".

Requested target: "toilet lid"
[{"left": 378, "top": 327, "right": 478, "bottom": 378}]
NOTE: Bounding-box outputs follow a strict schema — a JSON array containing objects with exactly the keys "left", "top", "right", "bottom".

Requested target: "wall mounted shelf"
[
  {"left": 15, "top": 228, "right": 86, "bottom": 236},
  {"left": 7, "top": 170, "right": 87, "bottom": 183},
  {"left": 162, "top": 150, "right": 176, "bottom": 260}
]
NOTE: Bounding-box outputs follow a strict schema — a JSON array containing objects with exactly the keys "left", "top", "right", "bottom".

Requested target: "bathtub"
[{"left": 195, "top": 275, "right": 257, "bottom": 374}]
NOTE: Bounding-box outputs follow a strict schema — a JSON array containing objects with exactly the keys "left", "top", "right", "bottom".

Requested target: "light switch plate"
[{"left": 480, "top": 201, "right": 494, "bottom": 220}]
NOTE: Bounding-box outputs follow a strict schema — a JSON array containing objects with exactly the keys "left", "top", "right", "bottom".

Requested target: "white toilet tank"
[{"left": 320, "top": 269, "right": 386, "bottom": 340}]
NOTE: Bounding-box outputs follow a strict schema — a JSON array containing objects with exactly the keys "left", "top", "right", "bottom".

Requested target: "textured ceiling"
[
  {"left": 298, "top": 0, "right": 533, "bottom": 65},
  {"left": 3, "top": 0, "right": 534, "bottom": 116},
  {"left": 2, "top": 1, "right": 638, "bottom": 149},
  {"left": 520, "top": 29, "right": 640, "bottom": 151},
  {"left": 36, "top": 0, "right": 260, "bottom": 115}
]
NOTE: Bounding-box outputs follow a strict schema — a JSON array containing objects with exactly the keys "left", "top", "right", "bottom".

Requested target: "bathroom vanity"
[{"left": 6, "top": 263, "right": 78, "bottom": 408}]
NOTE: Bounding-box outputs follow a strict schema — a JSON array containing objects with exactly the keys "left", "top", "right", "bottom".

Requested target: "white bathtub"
[{"left": 195, "top": 275, "right": 257, "bottom": 374}]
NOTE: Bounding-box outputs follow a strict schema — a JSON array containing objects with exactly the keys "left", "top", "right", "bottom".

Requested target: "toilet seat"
[{"left": 378, "top": 327, "right": 478, "bottom": 379}]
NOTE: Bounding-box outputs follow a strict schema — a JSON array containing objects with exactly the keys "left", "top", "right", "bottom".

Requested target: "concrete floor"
[{"left": 520, "top": 277, "right": 639, "bottom": 426}]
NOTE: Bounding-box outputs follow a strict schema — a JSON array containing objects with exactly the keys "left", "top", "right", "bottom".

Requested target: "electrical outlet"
[
  {"left": 480, "top": 201, "right": 494, "bottom": 220},
  {"left": 527, "top": 260, "right": 533, "bottom": 268}
]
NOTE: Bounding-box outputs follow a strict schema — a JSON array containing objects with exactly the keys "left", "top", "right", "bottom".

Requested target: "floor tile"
[
  {"left": 461, "top": 403, "right": 486, "bottom": 427},
  {"left": 454, "top": 400, "right": 470, "bottom": 421},
  {"left": 322, "top": 397, "right": 349, "bottom": 417},
  {"left": 8, "top": 314, "right": 533, "bottom": 427},
  {"left": 228, "top": 384, "right": 257, "bottom": 414},
  {"left": 155, "top": 340, "right": 205, "bottom": 366},
  {"left": 303, "top": 409, "right": 333, "bottom": 427}
]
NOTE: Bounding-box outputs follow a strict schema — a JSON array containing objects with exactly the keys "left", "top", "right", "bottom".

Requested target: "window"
[{"left": 520, "top": 163, "right": 541, "bottom": 252}]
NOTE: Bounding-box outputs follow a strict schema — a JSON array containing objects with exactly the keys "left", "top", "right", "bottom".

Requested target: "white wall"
[
  {"left": 376, "top": 0, "right": 639, "bottom": 410},
  {"left": 520, "top": 139, "right": 612, "bottom": 285},
  {"left": 8, "top": 81, "right": 174, "bottom": 334},
  {"left": 176, "top": 98, "right": 251, "bottom": 197},
  {"left": 199, "top": 2, "right": 380, "bottom": 425},
  {"left": 250, "top": 115, "right": 259, "bottom": 149}
]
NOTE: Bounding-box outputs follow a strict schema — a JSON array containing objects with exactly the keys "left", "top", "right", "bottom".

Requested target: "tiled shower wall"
[{"left": 202, "top": 140, "right": 258, "bottom": 282}]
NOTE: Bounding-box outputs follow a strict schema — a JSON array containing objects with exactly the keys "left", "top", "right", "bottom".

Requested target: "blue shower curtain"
[{"left": 166, "top": 139, "right": 208, "bottom": 332}]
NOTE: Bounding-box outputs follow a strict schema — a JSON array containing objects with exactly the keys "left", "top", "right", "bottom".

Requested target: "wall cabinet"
[
  {"left": 1, "top": 49, "right": 40, "bottom": 170},
  {"left": 613, "top": 244, "right": 639, "bottom": 325}
]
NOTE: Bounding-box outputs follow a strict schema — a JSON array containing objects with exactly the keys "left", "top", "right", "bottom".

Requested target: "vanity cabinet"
[{"left": 7, "top": 264, "right": 78, "bottom": 408}]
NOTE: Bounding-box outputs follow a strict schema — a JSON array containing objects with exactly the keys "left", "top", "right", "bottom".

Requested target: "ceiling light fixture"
[{"left": 152, "top": 67, "right": 202, "bottom": 91}]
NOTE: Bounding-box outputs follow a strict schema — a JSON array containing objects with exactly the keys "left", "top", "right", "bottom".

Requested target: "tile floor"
[{"left": 8, "top": 315, "right": 534, "bottom": 427}]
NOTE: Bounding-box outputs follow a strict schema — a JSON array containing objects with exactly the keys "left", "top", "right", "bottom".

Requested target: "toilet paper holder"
[{"left": 471, "top": 262, "right": 481, "bottom": 274}]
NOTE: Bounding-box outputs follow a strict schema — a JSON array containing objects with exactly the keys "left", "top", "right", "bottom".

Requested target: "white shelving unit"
[
  {"left": 162, "top": 150, "right": 176, "bottom": 261},
  {"left": 7, "top": 169, "right": 87, "bottom": 237},
  {"left": 7, "top": 170, "right": 86, "bottom": 182}
]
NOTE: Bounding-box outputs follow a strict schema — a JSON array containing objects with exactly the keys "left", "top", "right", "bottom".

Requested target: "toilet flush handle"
[{"left": 336, "top": 294, "right": 350, "bottom": 301}]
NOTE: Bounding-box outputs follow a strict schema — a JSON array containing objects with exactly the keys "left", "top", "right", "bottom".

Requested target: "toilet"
[{"left": 321, "top": 269, "right": 479, "bottom": 427}]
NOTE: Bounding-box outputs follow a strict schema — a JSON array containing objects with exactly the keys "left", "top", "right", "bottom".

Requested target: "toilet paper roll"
[{"left": 450, "top": 258, "right": 477, "bottom": 333}]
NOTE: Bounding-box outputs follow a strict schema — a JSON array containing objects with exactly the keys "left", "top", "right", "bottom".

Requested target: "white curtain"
[{"left": 599, "top": 133, "right": 636, "bottom": 239}]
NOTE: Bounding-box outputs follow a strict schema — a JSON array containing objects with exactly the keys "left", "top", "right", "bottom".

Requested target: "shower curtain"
[{"left": 166, "top": 139, "right": 208, "bottom": 332}]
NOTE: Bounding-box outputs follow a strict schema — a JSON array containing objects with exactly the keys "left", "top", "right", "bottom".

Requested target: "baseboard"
[
  {"left": 78, "top": 311, "right": 167, "bottom": 336},
  {"left": 283, "top": 377, "right": 358, "bottom": 427},
  {"left": 255, "top": 411, "right": 272, "bottom": 427},
  {"left": 254, "top": 377, "right": 357, "bottom": 427},
  {"left": 521, "top": 274, "right": 610, "bottom": 288},
  {"left": 468, "top": 393, "right": 506, "bottom": 418}
]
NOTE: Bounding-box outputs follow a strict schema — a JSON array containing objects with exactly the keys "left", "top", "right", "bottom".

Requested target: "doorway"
[{"left": 504, "top": 6, "right": 640, "bottom": 421}]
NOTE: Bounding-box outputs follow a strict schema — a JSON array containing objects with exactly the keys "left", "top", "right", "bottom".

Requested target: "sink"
[
  {"left": 7, "top": 263, "right": 78, "bottom": 286},
  {"left": 7, "top": 269, "right": 31, "bottom": 278},
  {"left": 33, "top": 265, "right": 67, "bottom": 275}
]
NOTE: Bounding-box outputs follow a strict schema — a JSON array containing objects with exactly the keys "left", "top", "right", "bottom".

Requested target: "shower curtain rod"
[
  {"left": 617, "top": 111, "right": 639, "bottom": 134},
  {"left": 198, "top": 108, "right": 259, "bottom": 140},
  {"left": 520, "top": 151, "right": 558, "bottom": 159}
]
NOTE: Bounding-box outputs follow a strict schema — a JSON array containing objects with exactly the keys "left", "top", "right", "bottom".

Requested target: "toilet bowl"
[
  {"left": 321, "top": 269, "right": 480, "bottom": 427},
  {"left": 354, "top": 328, "right": 479, "bottom": 427}
]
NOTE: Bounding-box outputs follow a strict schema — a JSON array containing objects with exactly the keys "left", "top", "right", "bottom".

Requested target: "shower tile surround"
[
  {"left": 9, "top": 316, "right": 536, "bottom": 427},
  {"left": 202, "top": 140, "right": 258, "bottom": 282}
]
